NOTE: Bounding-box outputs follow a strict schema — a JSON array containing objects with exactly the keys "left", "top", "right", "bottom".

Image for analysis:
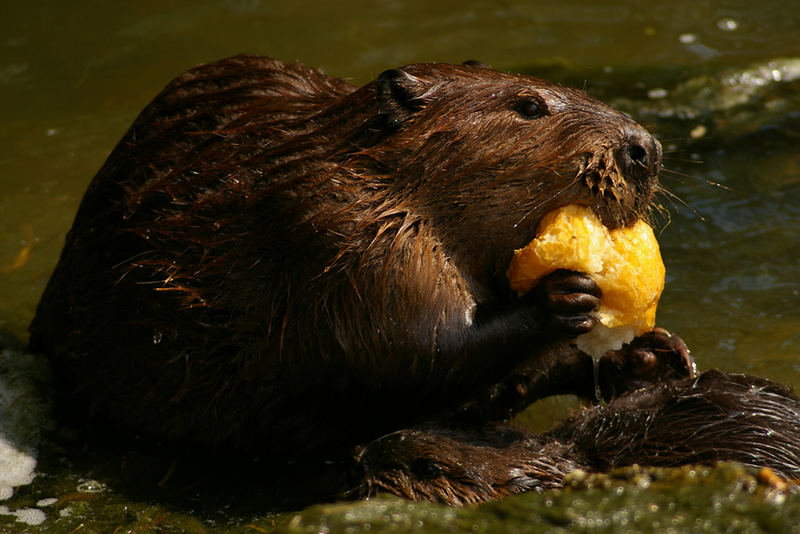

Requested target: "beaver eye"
[
  {"left": 514, "top": 98, "right": 547, "bottom": 120},
  {"left": 410, "top": 460, "right": 442, "bottom": 480}
]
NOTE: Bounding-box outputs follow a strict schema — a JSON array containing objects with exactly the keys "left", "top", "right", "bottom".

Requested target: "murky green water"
[{"left": 2, "top": 0, "right": 800, "bottom": 531}]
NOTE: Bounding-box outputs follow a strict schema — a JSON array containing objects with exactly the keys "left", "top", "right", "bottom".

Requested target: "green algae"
[{"left": 269, "top": 464, "right": 800, "bottom": 534}]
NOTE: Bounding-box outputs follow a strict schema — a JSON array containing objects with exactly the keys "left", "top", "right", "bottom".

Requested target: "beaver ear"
[{"left": 377, "top": 68, "right": 432, "bottom": 126}]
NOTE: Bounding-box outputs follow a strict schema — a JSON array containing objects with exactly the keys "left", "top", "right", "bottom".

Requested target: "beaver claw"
[
  {"left": 534, "top": 270, "right": 601, "bottom": 338},
  {"left": 597, "top": 327, "right": 696, "bottom": 402}
]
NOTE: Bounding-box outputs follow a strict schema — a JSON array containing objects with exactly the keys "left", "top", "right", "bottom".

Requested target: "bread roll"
[{"left": 507, "top": 205, "right": 665, "bottom": 358}]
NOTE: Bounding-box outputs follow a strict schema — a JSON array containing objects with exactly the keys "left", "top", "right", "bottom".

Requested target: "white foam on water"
[
  {"left": 0, "top": 345, "right": 53, "bottom": 501},
  {"left": 0, "top": 505, "right": 47, "bottom": 526}
]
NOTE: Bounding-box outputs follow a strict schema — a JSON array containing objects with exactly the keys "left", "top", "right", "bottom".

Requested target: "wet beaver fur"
[
  {"left": 29, "top": 55, "right": 665, "bottom": 457},
  {"left": 356, "top": 369, "right": 800, "bottom": 505}
]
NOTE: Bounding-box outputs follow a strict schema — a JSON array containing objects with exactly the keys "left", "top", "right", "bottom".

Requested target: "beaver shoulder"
[{"left": 30, "top": 55, "right": 662, "bottom": 457}]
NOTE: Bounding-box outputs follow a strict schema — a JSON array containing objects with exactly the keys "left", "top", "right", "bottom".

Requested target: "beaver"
[
  {"left": 29, "top": 55, "right": 665, "bottom": 458},
  {"left": 356, "top": 369, "right": 800, "bottom": 505}
]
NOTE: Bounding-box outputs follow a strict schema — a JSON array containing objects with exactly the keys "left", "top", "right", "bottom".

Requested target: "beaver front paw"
[
  {"left": 533, "top": 269, "right": 601, "bottom": 339},
  {"left": 597, "top": 327, "right": 695, "bottom": 401}
]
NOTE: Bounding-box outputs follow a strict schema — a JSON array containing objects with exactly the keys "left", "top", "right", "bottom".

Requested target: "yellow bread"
[{"left": 507, "top": 205, "right": 665, "bottom": 357}]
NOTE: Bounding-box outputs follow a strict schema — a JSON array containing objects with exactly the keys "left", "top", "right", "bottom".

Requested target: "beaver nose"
[{"left": 618, "top": 127, "right": 661, "bottom": 176}]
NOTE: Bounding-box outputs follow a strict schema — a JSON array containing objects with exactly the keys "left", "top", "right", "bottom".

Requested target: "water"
[
  {"left": 1, "top": 0, "right": 800, "bottom": 531},
  {"left": 2, "top": 1, "right": 799, "bottom": 345}
]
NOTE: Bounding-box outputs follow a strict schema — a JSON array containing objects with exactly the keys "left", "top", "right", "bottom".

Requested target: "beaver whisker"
[
  {"left": 660, "top": 166, "right": 733, "bottom": 192},
  {"left": 661, "top": 154, "right": 704, "bottom": 165},
  {"left": 641, "top": 188, "right": 671, "bottom": 225},
  {"left": 653, "top": 181, "right": 706, "bottom": 224},
  {"left": 512, "top": 163, "right": 587, "bottom": 230},
  {"left": 657, "top": 166, "right": 701, "bottom": 186}
]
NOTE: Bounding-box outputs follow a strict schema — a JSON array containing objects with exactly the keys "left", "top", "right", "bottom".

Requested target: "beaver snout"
[
  {"left": 618, "top": 126, "right": 662, "bottom": 179},
  {"left": 578, "top": 123, "right": 661, "bottom": 228}
]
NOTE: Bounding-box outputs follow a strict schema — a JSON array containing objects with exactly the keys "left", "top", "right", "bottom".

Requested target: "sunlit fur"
[
  {"left": 557, "top": 370, "right": 800, "bottom": 474},
  {"left": 356, "top": 371, "right": 800, "bottom": 505},
  {"left": 30, "top": 55, "right": 661, "bottom": 457},
  {"left": 355, "top": 426, "right": 581, "bottom": 506}
]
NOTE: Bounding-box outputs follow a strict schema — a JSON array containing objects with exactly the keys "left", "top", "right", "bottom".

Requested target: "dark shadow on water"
[
  {"left": 1, "top": 330, "right": 356, "bottom": 527},
  {"left": 36, "top": 420, "right": 358, "bottom": 520}
]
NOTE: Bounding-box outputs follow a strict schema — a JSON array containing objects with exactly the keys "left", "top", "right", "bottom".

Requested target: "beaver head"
[
  {"left": 354, "top": 425, "right": 581, "bottom": 506},
  {"left": 339, "top": 61, "right": 662, "bottom": 284}
]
